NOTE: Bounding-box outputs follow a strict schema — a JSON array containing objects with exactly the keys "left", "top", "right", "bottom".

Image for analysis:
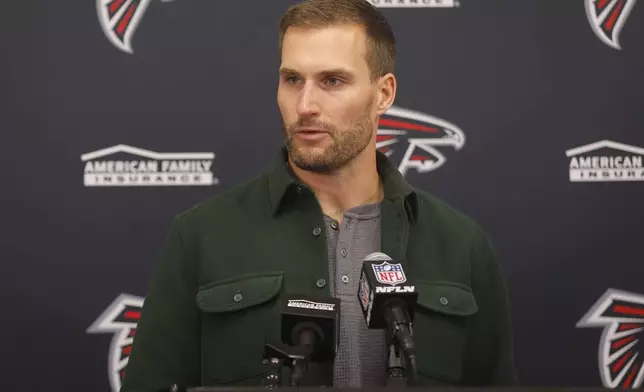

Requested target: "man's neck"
[{"left": 289, "top": 151, "right": 383, "bottom": 223}]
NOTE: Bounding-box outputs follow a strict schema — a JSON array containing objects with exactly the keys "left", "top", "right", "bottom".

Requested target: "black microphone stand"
[
  {"left": 262, "top": 342, "right": 299, "bottom": 388},
  {"left": 261, "top": 341, "right": 314, "bottom": 388},
  {"left": 385, "top": 341, "right": 407, "bottom": 387},
  {"left": 289, "top": 326, "right": 318, "bottom": 386},
  {"left": 383, "top": 304, "right": 418, "bottom": 387},
  {"left": 261, "top": 355, "right": 285, "bottom": 388}
]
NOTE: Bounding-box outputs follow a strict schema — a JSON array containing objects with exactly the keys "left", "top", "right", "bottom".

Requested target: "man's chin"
[
  {"left": 288, "top": 150, "right": 337, "bottom": 173},
  {"left": 287, "top": 142, "right": 324, "bottom": 157},
  {"left": 291, "top": 160, "right": 336, "bottom": 173}
]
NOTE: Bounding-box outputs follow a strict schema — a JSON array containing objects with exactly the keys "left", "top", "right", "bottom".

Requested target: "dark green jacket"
[{"left": 121, "top": 149, "right": 518, "bottom": 391}]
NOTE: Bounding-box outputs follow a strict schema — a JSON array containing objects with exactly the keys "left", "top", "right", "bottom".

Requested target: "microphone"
[
  {"left": 357, "top": 252, "right": 419, "bottom": 385},
  {"left": 280, "top": 294, "right": 340, "bottom": 386}
]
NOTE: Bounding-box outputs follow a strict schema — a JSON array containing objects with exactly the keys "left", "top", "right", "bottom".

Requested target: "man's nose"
[{"left": 296, "top": 83, "right": 320, "bottom": 117}]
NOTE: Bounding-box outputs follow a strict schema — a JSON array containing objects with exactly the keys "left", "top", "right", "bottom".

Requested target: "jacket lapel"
[{"left": 380, "top": 197, "right": 409, "bottom": 262}]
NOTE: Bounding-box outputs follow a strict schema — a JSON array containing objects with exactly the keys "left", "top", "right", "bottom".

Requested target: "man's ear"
[{"left": 375, "top": 73, "right": 397, "bottom": 116}]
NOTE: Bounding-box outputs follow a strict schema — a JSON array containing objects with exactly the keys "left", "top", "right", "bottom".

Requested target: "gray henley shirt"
[{"left": 323, "top": 202, "right": 386, "bottom": 388}]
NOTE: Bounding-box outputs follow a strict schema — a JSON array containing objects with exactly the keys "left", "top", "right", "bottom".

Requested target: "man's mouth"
[
  {"left": 294, "top": 129, "right": 329, "bottom": 141},
  {"left": 296, "top": 128, "right": 328, "bottom": 134}
]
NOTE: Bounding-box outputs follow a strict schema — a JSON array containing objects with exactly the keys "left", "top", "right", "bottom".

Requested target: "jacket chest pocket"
[
  {"left": 196, "top": 271, "right": 284, "bottom": 386},
  {"left": 412, "top": 281, "right": 478, "bottom": 386}
]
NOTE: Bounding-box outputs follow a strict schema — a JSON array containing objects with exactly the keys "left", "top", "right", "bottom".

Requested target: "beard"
[{"left": 281, "top": 103, "right": 375, "bottom": 173}]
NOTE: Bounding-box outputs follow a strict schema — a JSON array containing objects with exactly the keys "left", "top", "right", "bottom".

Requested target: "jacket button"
[
  {"left": 233, "top": 292, "right": 243, "bottom": 302},
  {"left": 330, "top": 220, "right": 339, "bottom": 230},
  {"left": 312, "top": 227, "right": 322, "bottom": 236},
  {"left": 439, "top": 296, "right": 449, "bottom": 306},
  {"left": 296, "top": 186, "right": 303, "bottom": 194},
  {"left": 316, "top": 278, "right": 327, "bottom": 288}
]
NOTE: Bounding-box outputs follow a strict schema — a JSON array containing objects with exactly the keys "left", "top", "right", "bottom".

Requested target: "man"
[{"left": 121, "top": 0, "right": 518, "bottom": 390}]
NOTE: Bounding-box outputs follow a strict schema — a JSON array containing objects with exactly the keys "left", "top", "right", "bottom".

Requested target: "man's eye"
[
  {"left": 325, "top": 77, "right": 342, "bottom": 86},
  {"left": 285, "top": 76, "right": 299, "bottom": 84}
]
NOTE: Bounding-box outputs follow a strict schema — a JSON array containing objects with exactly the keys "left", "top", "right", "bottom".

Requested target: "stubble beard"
[{"left": 282, "top": 105, "right": 375, "bottom": 174}]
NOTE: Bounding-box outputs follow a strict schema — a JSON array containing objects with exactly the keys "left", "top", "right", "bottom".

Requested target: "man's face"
[{"left": 277, "top": 24, "right": 379, "bottom": 173}]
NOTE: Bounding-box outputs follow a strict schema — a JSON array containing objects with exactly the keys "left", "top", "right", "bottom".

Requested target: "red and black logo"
[
  {"left": 87, "top": 294, "right": 145, "bottom": 392},
  {"left": 377, "top": 106, "right": 465, "bottom": 177},
  {"left": 585, "top": 0, "right": 638, "bottom": 50},
  {"left": 97, "top": 0, "right": 153, "bottom": 54},
  {"left": 577, "top": 288, "right": 644, "bottom": 389}
]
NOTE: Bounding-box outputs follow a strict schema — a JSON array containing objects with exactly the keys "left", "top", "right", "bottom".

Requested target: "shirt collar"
[{"left": 268, "top": 147, "right": 417, "bottom": 223}]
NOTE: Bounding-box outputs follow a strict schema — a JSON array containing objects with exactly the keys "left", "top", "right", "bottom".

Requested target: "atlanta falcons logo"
[
  {"left": 97, "top": 0, "right": 155, "bottom": 54},
  {"left": 87, "top": 294, "right": 145, "bottom": 392},
  {"left": 585, "top": 0, "right": 638, "bottom": 50},
  {"left": 377, "top": 106, "right": 465, "bottom": 176},
  {"left": 577, "top": 288, "right": 644, "bottom": 389}
]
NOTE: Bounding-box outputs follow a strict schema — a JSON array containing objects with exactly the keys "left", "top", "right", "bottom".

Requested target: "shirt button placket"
[{"left": 336, "top": 216, "right": 353, "bottom": 296}]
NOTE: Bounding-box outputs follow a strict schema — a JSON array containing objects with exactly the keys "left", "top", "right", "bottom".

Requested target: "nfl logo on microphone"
[{"left": 372, "top": 262, "right": 407, "bottom": 286}]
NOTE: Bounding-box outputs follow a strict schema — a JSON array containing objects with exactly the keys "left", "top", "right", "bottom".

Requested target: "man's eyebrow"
[
  {"left": 279, "top": 67, "right": 301, "bottom": 76},
  {"left": 279, "top": 67, "right": 354, "bottom": 78},
  {"left": 319, "top": 68, "right": 354, "bottom": 78}
]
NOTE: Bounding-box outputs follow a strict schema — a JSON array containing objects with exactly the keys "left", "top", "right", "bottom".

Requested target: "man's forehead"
[
  {"left": 284, "top": 23, "right": 366, "bottom": 38},
  {"left": 280, "top": 25, "right": 369, "bottom": 74}
]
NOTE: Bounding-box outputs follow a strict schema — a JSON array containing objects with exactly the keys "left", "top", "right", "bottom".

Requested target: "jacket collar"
[{"left": 268, "top": 147, "right": 417, "bottom": 223}]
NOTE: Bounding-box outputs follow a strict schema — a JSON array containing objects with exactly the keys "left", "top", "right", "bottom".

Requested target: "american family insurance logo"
[
  {"left": 81, "top": 144, "right": 218, "bottom": 187},
  {"left": 566, "top": 140, "right": 644, "bottom": 182}
]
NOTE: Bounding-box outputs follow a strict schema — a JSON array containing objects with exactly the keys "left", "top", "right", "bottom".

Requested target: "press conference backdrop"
[{"left": 2, "top": 0, "right": 643, "bottom": 390}]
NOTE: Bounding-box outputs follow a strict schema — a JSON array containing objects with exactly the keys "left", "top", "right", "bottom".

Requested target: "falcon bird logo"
[
  {"left": 577, "top": 288, "right": 644, "bottom": 389},
  {"left": 585, "top": 0, "right": 638, "bottom": 50},
  {"left": 377, "top": 106, "right": 465, "bottom": 176},
  {"left": 87, "top": 294, "right": 145, "bottom": 392},
  {"left": 97, "top": 0, "right": 153, "bottom": 54}
]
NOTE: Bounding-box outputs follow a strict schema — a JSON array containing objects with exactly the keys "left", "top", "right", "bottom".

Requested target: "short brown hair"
[{"left": 279, "top": 0, "right": 396, "bottom": 81}]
